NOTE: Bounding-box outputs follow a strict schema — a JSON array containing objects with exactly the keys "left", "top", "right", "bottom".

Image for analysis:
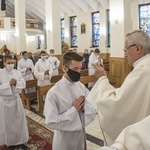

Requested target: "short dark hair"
[
  {"left": 22, "top": 51, "right": 27, "bottom": 56},
  {"left": 3, "top": 55, "right": 13, "bottom": 63},
  {"left": 94, "top": 48, "right": 100, "bottom": 53},
  {"left": 40, "top": 50, "right": 46, "bottom": 54},
  {"left": 50, "top": 49, "right": 54, "bottom": 53},
  {"left": 63, "top": 52, "right": 83, "bottom": 66}
]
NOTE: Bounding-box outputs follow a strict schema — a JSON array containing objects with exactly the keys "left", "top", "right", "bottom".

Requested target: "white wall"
[
  {"left": 0, "top": 0, "right": 148, "bottom": 55},
  {"left": 63, "top": 5, "right": 108, "bottom": 53},
  {"left": 0, "top": 34, "right": 44, "bottom": 53},
  {"left": 0, "top": 33, "right": 16, "bottom": 52}
]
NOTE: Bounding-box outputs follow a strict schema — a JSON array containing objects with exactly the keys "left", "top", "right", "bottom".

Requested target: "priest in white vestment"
[
  {"left": 17, "top": 51, "right": 35, "bottom": 93},
  {"left": 87, "top": 30, "right": 150, "bottom": 145},
  {"left": 47, "top": 49, "right": 60, "bottom": 76},
  {"left": 44, "top": 52, "right": 96, "bottom": 150},
  {"left": 34, "top": 50, "right": 53, "bottom": 86},
  {"left": 98, "top": 115, "right": 150, "bottom": 150},
  {"left": 0, "top": 55, "right": 28, "bottom": 146}
]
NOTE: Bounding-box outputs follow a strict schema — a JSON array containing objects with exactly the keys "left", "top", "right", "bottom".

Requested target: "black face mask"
[{"left": 67, "top": 68, "right": 81, "bottom": 82}]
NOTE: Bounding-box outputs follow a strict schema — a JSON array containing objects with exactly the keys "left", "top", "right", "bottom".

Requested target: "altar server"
[
  {"left": 44, "top": 52, "right": 96, "bottom": 150},
  {"left": 47, "top": 49, "right": 60, "bottom": 76},
  {"left": 17, "top": 51, "right": 35, "bottom": 93},
  {"left": 0, "top": 55, "right": 28, "bottom": 146},
  {"left": 34, "top": 50, "right": 53, "bottom": 86},
  {"left": 88, "top": 48, "right": 102, "bottom": 87}
]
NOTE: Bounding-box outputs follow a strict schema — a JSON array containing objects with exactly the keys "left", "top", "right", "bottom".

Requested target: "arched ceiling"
[{"left": 5, "top": 0, "right": 109, "bottom": 22}]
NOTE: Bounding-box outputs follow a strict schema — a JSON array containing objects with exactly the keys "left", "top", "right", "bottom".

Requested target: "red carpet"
[{"left": 0, "top": 116, "right": 53, "bottom": 150}]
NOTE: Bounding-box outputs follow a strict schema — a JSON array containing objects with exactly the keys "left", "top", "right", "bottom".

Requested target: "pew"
[
  {"left": 80, "top": 75, "right": 97, "bottom": 86},
  {"left": 80, "top": 75, "right": 97, "bottom": 90},
  {"left": 37, "top": 84, "right": 55, "bottom": 116},
  {"left": 21, "top": 79, "right": 37, "bottom": 110},
  {"left": 81, "top": 69, "right": 88, "bottom": 76},
  {"left": 50, "top": 74, "right": 63, "bottom": 83}
]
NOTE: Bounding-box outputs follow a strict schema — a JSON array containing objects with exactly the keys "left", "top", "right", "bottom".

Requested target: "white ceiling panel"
[{"left": 5, "top": 0, "right": 111, "bottom": 22}]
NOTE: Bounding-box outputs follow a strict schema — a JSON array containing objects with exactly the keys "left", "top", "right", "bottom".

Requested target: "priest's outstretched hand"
[{"left": 93, "top": 63, "right": 107, "bottom": 79}]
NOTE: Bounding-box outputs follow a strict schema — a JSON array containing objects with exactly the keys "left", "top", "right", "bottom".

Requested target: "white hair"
[{"left": 126, "top": 30, "right": 150, "bottom": 54}]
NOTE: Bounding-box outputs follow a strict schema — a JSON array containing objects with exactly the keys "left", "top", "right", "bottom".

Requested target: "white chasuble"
[
  {"left": 98, "top": 115, "right": 150, "bottom": 150},
  {"left": 87, "top": 54, "right": 150, "bottom": 145}
]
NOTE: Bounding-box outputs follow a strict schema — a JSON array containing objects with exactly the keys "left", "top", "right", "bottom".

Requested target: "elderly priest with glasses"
[{"left": 87, "top": 30, "right": 150, "bottom": 146}]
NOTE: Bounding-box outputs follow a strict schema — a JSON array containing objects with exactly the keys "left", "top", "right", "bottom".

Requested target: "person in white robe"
[
  {"left": 44, "top": 52, "right": 96, "bottom": 150},
  {"left": 17, "top": 51, "right": 35, "bottom": 93},
  {"left": 34, "top": 50, "right": 53, "bottom": 105},
  {"left": 0, "top": 55, "right": 28, "bottom": 147},
  {"left": 87, "top": 30, "right": 150, "bottom": 145},
  {"left": 47, "top": 49, "right": 60, "bottom": 76},
  {"left": 98, "top": 115, "right": 150, "bottom": 150},
  {"left": 88, "top": 48, "right": 102, "bottom": 88},
  {"left": 34, "top": 50, "right": 53, "bottom": 86}
]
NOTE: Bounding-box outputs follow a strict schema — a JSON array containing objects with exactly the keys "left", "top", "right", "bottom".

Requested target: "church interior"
[{"left": 0, "top": 0, "right": 150, "bottom": 149}]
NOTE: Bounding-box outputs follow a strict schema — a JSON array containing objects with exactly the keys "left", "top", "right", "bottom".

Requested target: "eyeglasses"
[{"left": 123, "top": 44, "right": 136, "bottom": 52}]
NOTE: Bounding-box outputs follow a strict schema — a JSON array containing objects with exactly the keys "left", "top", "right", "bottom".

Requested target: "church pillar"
[
  {"left": 45, "top": 0, "right": 61, "bottom": 54},
  {"left": 109, "top": 0, "right": 132, "bottom": 87},
  {"left": 14, "top": 0, "right": 26, "bottom": 54}
]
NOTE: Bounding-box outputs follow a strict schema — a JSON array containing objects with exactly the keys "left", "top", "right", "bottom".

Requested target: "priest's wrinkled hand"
[
  {"left": 94, "top": 63, "right": 107, "bottom": 79},
  {"left": 9, "top": 78, "right": 17, "bottom": 86},
  {"left": 73, "top": 96, "right": 85, "bottom": 111}
]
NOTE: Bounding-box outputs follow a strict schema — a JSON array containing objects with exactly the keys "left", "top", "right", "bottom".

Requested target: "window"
[
  {"left": 38, "top": 36, "right": 41, "bottom": 49},
  {"left": 92, "top": 11, "right": 100, "bottom": 47},
  {"left": 107, "top": 9, "right": 110, "bottom": 47},
  {"left": 30, "top": 23, "right": 34, "bottom": 27},
  {"left": 61, "top": 18, "right": 65, "bottom": 41},
  {"left": 139, "top": 3, "right": 150, "bottom": 35},
  {"left": 70, "top": 16, "right": 77, "bottom": 47}
]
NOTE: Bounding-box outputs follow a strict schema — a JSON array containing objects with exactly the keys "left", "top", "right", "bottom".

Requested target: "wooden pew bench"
[
  {"left": 80, "top": 75, "right": 97, "bottom": 90},
  {"left": 37, "top": 84, "right": 55, "bottom": 116},
  {"left": 81, "top": 69, "right": 88, "bottom": 76},
  {"left": 50, "top": 74, "right": 63, "bottom": 83},
  {"left": 21, "top": 79, "right": 37, "bottom": 110}
]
